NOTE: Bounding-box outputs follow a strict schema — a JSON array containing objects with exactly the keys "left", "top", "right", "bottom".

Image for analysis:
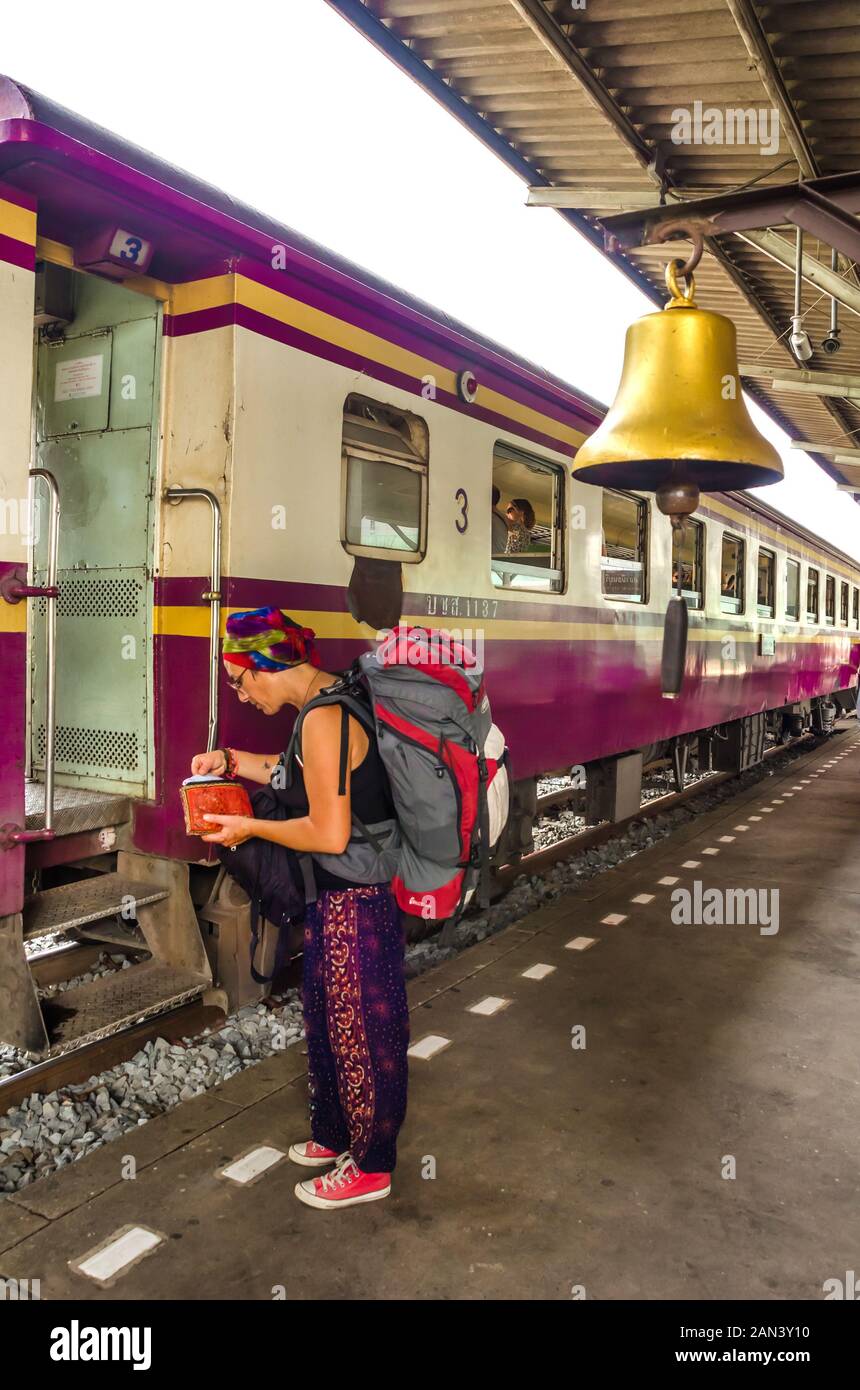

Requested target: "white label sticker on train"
[{"left": 54, "top": 353, "right": 104, "bottom": 401}]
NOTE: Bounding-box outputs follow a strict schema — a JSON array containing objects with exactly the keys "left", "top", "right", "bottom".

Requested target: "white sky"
[{"left": 6, "top": 0, "right": 860, "bottom": 559}]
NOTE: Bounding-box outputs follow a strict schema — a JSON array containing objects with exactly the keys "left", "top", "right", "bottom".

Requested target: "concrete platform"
[{"left": 2, "top": 731, "right": 859, "bottom": 1300}]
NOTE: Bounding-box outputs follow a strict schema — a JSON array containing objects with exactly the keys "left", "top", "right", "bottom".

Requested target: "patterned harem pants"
[{"left": 302, "top": 885, "right": 410, "bottom": 1173}]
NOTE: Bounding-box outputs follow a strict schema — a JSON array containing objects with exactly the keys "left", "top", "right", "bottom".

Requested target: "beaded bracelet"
[{"left": 218, "top": 747, "right": 237, "bottom": 777}]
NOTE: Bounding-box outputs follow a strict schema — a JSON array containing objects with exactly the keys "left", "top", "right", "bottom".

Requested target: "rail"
[
  {"left": 163, "top": 487, "right": 222, "bottom": 751},
  {"left": 0, "top": 468, "right": 61, "bottom": 847}
]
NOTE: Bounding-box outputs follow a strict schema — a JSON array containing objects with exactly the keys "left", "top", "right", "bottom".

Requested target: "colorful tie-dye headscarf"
[{"left": 222, "top": 607, "right": 320, "bottom": 671}]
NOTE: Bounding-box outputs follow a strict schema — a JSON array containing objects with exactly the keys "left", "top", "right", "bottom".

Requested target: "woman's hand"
[
  {"left": 191, "top": 750, "right": 227, "bottom": 776},
  {"left": 200, "top": 814, "right": 255, "bottom": 848}
]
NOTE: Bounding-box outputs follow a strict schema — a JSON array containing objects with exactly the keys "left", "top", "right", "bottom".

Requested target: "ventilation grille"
[
  {"left": 37, "top": 725, "right": 139, "bottom": 771},
  {"left": 36, "top": 577, "right": 142, "bottom": 619}
]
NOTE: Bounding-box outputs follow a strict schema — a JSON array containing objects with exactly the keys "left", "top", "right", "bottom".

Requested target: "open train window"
[
  {"left": 785, "top": 558, "right": 800, "bottom": 621},
  {"left": 840, "top": 581, "right": 849, "bottom": 626},
  {"left": 341, "top": 394, "right": 428, "bottom": 562},
  {"left": 601, "top": 490, "right": 647, "bottom": 603},
  {"left": 807, "top": 567, "right": 819, "bottom": 623},
  {"left": 854, "top": 587, "right": 859, "bottom": 628},
  {"left": 757, "top": 547, "right": 775, "bottom": 617},
  {"left": 825, "top": 574, "right": 835, "bottom": 625},
  {"left": 675, "top": 517, "right": 704, "bottom": 609},
  {"left": 720, "top": 532, "right": 745, "bottom": 614},
  {"left": 491, "top": 443, "right": 564, "bottom": 593}
]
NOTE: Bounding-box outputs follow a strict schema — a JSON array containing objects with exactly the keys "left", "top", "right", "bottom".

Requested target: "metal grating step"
[
  {"left": 25, "top": 781, "right": 130, "bottom": 835},
  {"left": 74, "top": 919, "right": 149, "bottom": 951},
  {"left": 42, "top": 960, "right": 209, "bottom": 1054},
  {"left": 23, "top": 874, "right": 169, "bottom": 940}
]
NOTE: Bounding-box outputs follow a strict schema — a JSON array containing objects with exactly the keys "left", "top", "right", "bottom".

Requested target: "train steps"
[
  {"left": 12, "top": 863, "right": 215, "bottom": 1057},
  {"left": 24, "top": 782, "right": 130, "bottom": 840}
]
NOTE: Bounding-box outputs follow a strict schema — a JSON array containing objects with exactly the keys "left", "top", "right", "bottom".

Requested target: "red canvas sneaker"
[
  {"left": 288, "top": 1140, "right": 349, "bottom": 1168},
  {"left": 294, "top": 1156, "right": 391, "bottom": 1209}
]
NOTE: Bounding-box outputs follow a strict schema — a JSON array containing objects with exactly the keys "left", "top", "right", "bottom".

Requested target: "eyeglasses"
[{"left": 226, "top": 669, "right": 248, "bottom": 692}]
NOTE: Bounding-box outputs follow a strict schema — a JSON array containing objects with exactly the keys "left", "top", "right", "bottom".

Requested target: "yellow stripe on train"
[
  {"left": 0, "top": 196, "right": 37, "bottom": 247},
  {"left": 152, "top": 605, "right": 857, "bottom": 646}
]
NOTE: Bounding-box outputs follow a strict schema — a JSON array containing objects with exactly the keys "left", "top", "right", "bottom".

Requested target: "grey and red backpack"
[{"left": 286, "top": 624, "right": 510, "bottom": 921}]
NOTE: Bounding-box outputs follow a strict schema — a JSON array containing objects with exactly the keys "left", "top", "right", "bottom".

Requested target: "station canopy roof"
[{"left": 328, "top": 0, "right": 860, "bottom": 495}]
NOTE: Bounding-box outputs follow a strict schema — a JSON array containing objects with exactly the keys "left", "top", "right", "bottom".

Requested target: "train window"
[
  {"left": 840, "top": 581, "right": 849, "bottom": 626},
  {"left": 854, "top": 587, "right": 859, "bottom": 628},
  {"left": 785, "top": 558, "right": 800, "bottom": 621},
  {"left": 825, "top": 575, "right": 835, "bottom": 625},
  {"left": 807, "top": 567, "right": 819, "bottom": 623},
  {"left": 757, "top": 547, "right": 775, "bottom": 617},
  {"left": 720, "top": 533, "right": 745, "bottom": 614},
  {"left": 674, "top": 517, "right": 704, "bottom": 609},
  {"left": 341, "top": 395, "right": 428, "bottom": 562},
  {"left": 491, "top": 443, "right": 564, "bottom": 593},
  {"left": 600, "top": 490, "right": 647, "bottom": 603}
]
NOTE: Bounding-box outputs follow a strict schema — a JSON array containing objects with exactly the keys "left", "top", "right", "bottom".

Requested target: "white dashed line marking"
[
  {"left": 566, "top": 937, "right": 597, "bottom": 951},
  {"left": 72, "top": 1226, "right": 163, "bottom": 1286},
  {"left": 719, "top": 835, "right": 735, "bottom": 843},
  {"left": 759, "top": 807, "right": 774, "bottom": 813},
  {"left": 734, "top": 825, "right": 749, "bottom": 832},
  {"left": 468, "top": 996, "right": 511, "bottom": 1017},
  {"left": 658, "top": 876, "right": 679, "bottom": 886},
  {"left": 682, "top": 860, "right": 701, "bottom": 868},
  {"left": 220, "top": 1146, "right": 285, "bottom": 1185},
  {"left": 702, "top": 848, "right": 719, "bottom": 856},
  {"left": 631, "top": 893, "right": 655, "bottom": 905},
  {"left": 408, "top": 1035, "right": 453, "bottom": 1060},
  {"left": 521, "top": 963, "right": 556, "bottom": 980},
  {"left": 601, "top": 913, "right": 628, "bottom": 926}
]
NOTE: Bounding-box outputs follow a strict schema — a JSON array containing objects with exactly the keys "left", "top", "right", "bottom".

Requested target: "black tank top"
[{"left": 272, "top": 703, "right": 394, "bottom": 890}]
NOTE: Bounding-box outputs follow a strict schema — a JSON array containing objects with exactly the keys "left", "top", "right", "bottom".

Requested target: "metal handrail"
[
  {"left": 164, "top": 487, "right": 222, "bottom": 752},
  {"left": 33, "top": 469, "right": 61, "bottom": 834},
  {"left": 0, "top": 469, "right": 61, "bottom": 847}
]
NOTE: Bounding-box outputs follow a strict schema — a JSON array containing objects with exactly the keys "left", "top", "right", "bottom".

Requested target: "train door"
[{"left": 29, "top": 267, "right": 159, "bottom": 798}]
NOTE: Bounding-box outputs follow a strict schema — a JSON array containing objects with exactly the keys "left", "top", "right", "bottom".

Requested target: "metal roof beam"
[
  {"left": 598, "top": 172, "right": 860, "bottom": 264},
  {"left": 526, "top": 187, "right": 682, "bottom": 210},
  {"left": 735, "top": 229, "right": 860, "bottom": 318},
  {"left": 741, "top": 365, "right": 860, "bottom": 392},
  {"left": 506, "top": 0, "right": 660, "bottom": 179},
  {"left": 724, "top": 0, "right": 818, "bottom": 180},
  {"left": 790, "top": 441, "right": 860, "bottom": 458}
]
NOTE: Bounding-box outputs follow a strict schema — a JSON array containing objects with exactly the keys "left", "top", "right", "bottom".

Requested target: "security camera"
[
  {"left": 821, "top": 328, "right": 841, "bottom": 355},
  {"left": 789, "top": 314, "right": 813, "bottom": 362}
]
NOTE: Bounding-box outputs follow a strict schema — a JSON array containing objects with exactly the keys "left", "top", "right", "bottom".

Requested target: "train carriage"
[{"left": 1, "top": 76, "right": 858, "bottom": 1055}]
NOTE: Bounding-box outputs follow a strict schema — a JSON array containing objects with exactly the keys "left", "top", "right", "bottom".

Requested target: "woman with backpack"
[{"left": 191, "top": 606, "right": 409, "bottom": 1211}]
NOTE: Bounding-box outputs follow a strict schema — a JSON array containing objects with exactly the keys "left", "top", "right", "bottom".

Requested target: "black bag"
[{"left": 216, "top": 784, "right": 308, "bottom": 984}]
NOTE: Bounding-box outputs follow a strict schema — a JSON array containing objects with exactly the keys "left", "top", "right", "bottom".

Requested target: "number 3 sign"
[{"left": 75, "top": 225, "right": 156, "bottom": 279}]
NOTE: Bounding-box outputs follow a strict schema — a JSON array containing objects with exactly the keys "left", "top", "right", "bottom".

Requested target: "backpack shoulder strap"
[{"left": 285, "top": 688, "right": 376, "bottom": 789}]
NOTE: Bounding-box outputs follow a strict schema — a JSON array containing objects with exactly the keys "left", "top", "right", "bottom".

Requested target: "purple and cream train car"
[{"left": 0, "top": 78, "right": 858, "bottom": 1052}]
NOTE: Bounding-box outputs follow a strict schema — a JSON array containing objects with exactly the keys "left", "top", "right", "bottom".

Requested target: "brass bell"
[
  {"left": 572, "top": 260, "right": 783, "bottom": 504},
  {"left": 573, "top": 258, "right": 783, "bottom": 699}
]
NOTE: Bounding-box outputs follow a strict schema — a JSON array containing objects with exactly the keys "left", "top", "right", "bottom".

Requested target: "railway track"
[{"left": 496, "top": 728, "right": 837, "bottom": 887}]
